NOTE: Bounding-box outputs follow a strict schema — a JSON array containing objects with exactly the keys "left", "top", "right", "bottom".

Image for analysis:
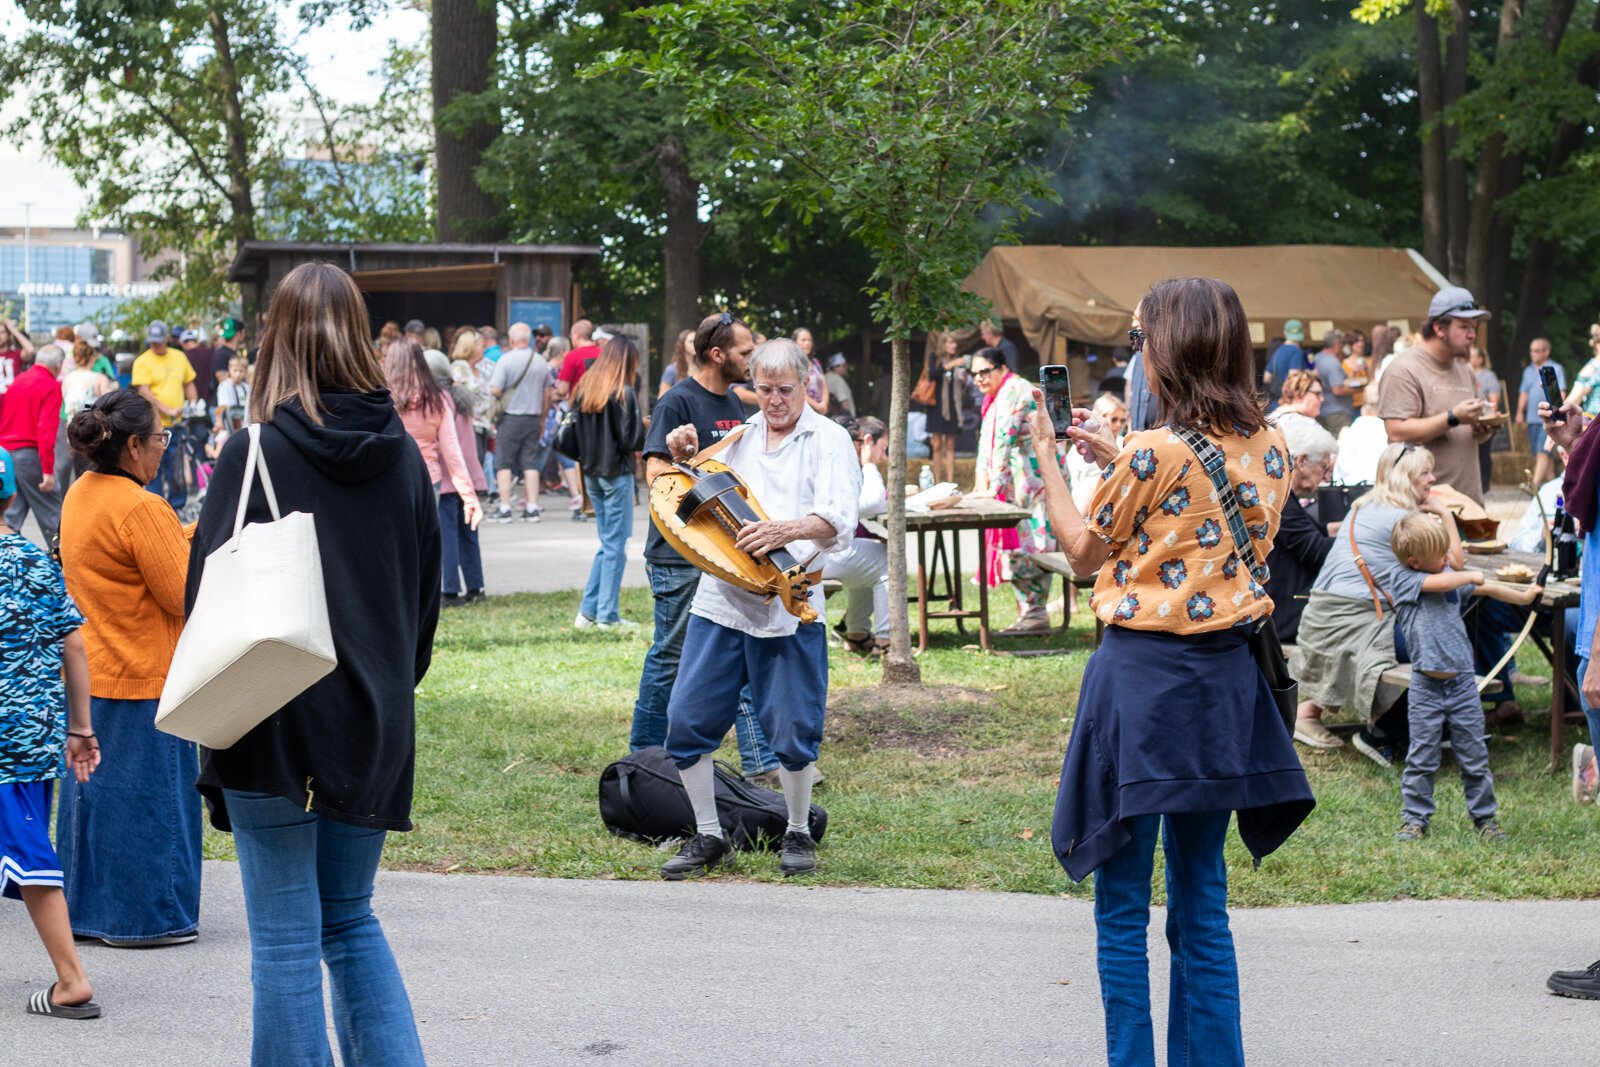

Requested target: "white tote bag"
[{"left": 156, "top": 424, "right": 338, "bottom": 749}]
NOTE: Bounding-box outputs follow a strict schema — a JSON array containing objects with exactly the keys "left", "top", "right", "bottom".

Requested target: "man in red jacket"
[{"left": 0, "top": 342, "right": 65, "bottom": 548}]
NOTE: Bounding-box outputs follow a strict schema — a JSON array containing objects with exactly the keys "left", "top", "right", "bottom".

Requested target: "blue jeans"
[
  {"left": 630, "top": 562, "right": 776, "bottom": 773},
  {"left": 224, "top": 790, "right": 424, "bottom": 1067},
  {"left": 1581, "top": 658, "right": 1599, "bottom": 744},
  {"left": 56, "top": 696, "right": 202, "bottom": 941},
  {"left": 438, "top": 493, "right": 484, "bottom": 595},
  {"left": 152, "top": 435, "right": 187, "bottom": 511},
  {"left": 1467, "top": 598, "right": 1521, "bottom": 705},
  {"left": 1093, "top": 811, "right": 1243, "bottom": 1067},
  {"left": 579, "top": 473, "right": 635, "bottom": 623}
]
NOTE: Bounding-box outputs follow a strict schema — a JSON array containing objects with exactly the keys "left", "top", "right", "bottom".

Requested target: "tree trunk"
[
  {"left": 433, "top": 0, "right": 503, "bottom": 242},
  {"left": 1416, "top": 2, "right": 1448, "bottom": 272},
  {"left": 1442, "top": 0, "right": 1470, "bottom": 281},
  {"left": 658, "top": 136, "right": 701, "bottom": 348},
  {"left": 208, "top": 4, "right": 255, "bottom": 244},
  {"left": 1463, "top": 0, "right": 1522, "bottom": 325},
  {"left": 1509, "top": 0, "right": 1600, "bottom": 363},
  {"left": 881, "top": 276, "right": 921, "bottom": 685}
]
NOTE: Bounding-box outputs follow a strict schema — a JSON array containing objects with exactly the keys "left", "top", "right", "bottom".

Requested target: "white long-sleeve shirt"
[{"left": 691, "top": 405, "right": 861, "bottom": 637}]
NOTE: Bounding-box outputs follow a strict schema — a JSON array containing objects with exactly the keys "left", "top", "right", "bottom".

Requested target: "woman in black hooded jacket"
[{"left": 186, "top": 262, "right": 439, "bottom": 1066}]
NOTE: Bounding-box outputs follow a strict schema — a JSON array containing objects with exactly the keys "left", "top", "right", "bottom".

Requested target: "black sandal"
[{"left": 26, "top": 983, "right": 101, "bottom": 1020}]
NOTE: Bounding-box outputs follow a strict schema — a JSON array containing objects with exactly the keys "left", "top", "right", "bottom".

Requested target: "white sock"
[
  {"left": 679, "top": 757, "right": 723, "bottom": 838},
  {"left": 778, "top": 765, "right": 814, "bottom": 835}
]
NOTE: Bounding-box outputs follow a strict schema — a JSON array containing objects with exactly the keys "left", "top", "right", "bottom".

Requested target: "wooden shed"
[{"left": 228, "top": 241, "right": 603, "bottom": 340}]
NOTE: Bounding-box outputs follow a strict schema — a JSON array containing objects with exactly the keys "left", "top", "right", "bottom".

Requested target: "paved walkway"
[{"left": 2, "top": 860, "right": 1594, "bottom": 1066}]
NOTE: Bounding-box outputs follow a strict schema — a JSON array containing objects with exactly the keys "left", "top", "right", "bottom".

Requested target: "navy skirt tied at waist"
[{"left": 1051, "top": 624, "right": 1315, "bottom": 882}]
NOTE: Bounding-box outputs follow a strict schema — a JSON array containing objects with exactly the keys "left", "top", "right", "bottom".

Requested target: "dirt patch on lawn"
[{"left": 825, "top": 684, "right": 996, "bottom": 756}]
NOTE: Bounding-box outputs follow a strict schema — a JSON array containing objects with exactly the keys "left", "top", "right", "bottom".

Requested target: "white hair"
[
  {"left": 34, "top": 343, "right": 65, "bottom": 370},
  {"left": 507, "top": 322, "right": 532, "bottom": 346},
  {"left": 751, "top": 337, "right": 809, "bottom": 382},
  {"left": 1280, "top": 417, "right": 1337, "bottom": 466}
]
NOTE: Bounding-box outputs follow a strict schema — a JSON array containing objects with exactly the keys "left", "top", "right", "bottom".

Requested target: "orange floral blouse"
[{"left": 1083, "top": 425, "right": 1288, "bottom": 634}]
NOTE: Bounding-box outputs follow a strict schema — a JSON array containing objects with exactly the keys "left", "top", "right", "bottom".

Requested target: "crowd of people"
[{"left": 8, "top": 261, "right": 1600, "bottom": 1066}]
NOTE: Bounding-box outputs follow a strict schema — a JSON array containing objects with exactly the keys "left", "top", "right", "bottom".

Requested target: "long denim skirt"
[{"left": 56, "top": 696, "right": 203, "bottom": 941}]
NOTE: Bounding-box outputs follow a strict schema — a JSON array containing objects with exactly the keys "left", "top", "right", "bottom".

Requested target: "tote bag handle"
[{"left": 233, "top": 424, "right": 283, "bottom": 540}]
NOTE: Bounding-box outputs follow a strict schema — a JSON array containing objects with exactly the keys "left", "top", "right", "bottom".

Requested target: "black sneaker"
[
  {"left": 1549, "top": 960, "right": 1600, "bottom": 999},
  {"left": 659, "top": 833, "right": 732, "bottom": 880},
  {"left": 442, "top": 593, "right": 465, "bottom": 609},
  {"left": 1475, "top": 817, "right": 1508, "bottom": 841},
  {"left": 779, "top": 830, "right": 818, "bottom": 877},
  {"left": 1353, "top": 728, "right": 1402, "bottom": 769}
]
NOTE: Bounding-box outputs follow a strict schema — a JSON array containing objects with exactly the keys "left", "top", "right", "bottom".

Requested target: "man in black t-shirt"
[{"left": 632, "top": 314, "right": 777, "bottom": 777}]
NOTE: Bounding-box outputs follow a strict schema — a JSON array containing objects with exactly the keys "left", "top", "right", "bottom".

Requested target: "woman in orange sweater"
[{"left": 55, "top": 390, "right": 200, "bottom": 947}]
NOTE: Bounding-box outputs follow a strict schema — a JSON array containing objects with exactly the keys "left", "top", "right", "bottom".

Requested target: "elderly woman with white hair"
[
  {"left": 656, "top": 336, "right": 859, "bottom": 880},
  {"left": 1264, "top": 419, "right": 1337, "bottom": 647},
  {"left": 1289, "top": 442, "right": 1452, "bottom": 758}
]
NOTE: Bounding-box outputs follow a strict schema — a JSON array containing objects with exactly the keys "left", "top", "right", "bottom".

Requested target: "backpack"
[{"left": 598, "top": 746, "right": 828, "bottom": 850}]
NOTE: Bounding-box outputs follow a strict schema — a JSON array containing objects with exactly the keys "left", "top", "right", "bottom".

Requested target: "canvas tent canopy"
[{"left": 962, "top": 245, "right": 1450, "bottom": 358}]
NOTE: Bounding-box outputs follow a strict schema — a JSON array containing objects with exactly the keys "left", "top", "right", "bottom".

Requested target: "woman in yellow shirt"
[{"left": 1030, "top": 277, "right": 1313, "bottom": 1067}]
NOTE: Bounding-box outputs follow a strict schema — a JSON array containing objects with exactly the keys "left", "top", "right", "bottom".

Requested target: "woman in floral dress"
[{"left": 969, "top": 347, "right": 1060, "bottom": 633}]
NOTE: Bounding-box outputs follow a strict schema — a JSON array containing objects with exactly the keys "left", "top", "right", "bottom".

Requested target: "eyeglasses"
[
  {"left": 1128, "top": 327, "right": 1145, "bottom": 354},
  {"left": 145, "top": 430, "right": 172, "bottom": 448},
  {"left": 754, "top": 383, "right": 798, "bottom": 398}
]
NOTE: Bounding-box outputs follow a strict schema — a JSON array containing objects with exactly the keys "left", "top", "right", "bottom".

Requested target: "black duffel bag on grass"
[{"left": 598, "top": 746, "right": 827, "bottom": 850}]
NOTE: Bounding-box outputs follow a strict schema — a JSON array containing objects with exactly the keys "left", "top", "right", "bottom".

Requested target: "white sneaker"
[{"left": 573, "top": 612, "right": 596, "bottom": 629}]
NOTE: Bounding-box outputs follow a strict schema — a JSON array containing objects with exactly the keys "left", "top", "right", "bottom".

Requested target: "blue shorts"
[
  {"left": 665, "top": 615, "right": 828, "bottom": 772},
  {"left": 0, "top": 780, "right": 61, "bottom": 900}
]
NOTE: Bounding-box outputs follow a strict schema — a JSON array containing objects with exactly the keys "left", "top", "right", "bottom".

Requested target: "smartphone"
[
  {"left": 1541, "top": 364, "right": 1567, "bottom": 423},
  {"left": 1040, "top": 365, "right": 1072, "bottom": 439}
]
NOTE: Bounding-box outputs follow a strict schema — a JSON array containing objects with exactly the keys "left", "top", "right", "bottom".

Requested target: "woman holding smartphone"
[{"left": 1028, "top": 277, "right": 1313, "bottom": 1067}]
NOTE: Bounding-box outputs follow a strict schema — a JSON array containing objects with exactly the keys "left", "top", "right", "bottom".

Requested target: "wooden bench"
[
  {"left": 1281, "top": 645, "right": 1503, "bottom": 697},
  {"left": 1036, "top": 553, "right": 1100, "bottom": 644}
]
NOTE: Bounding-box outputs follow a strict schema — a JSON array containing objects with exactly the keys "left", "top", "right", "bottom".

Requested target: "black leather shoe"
[
  {"left": 779, "top": 830, "right": 818, "bottom": 877},
  {"left": 660, "top": 833, "right": 732, "bottom": 880},
  {"left": 1549, "top": 960, "right": 1600, "bottom": 998}
]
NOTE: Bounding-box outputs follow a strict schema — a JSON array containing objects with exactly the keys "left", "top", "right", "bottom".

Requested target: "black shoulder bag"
[{"left": 1175, "top": 427, "right": 1298, "bottom": 733}]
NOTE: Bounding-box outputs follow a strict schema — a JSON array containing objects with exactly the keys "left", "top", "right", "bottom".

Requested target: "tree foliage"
[
  {"left": 627, "top": 0, "right": 1157, "bottom": 682},
  {"left": 0, "top": 0, "right": 433, "bottom": 330}
]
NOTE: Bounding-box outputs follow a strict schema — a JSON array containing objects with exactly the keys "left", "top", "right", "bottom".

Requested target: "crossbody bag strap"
[
  {"left": 1174, "top": 427, "right": 1268, "bottom": 587},
  {"left": 1344, "top": 506, "right": 1396, "bottom": 620}
]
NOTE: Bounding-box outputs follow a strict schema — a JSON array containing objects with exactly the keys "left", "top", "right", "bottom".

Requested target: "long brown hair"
[
  {"left": 671, "top": 328, "right": 693, "bottom": 382},
  {"left": 383, "top": 338, "right": 444, "bottom": 418},
  {"left": 250, "top": 262, "right": 386, "bottom": 425},
  {"left": 1140, "top": 277, "right": 1267, "bottom": 435},
  {"left": 574, "top": 335, "right": 640, "bottom": 413}
]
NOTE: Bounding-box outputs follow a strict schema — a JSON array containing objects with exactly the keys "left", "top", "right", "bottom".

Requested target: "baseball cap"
[
  {"left": 403, "top": 319, "right": 426, "bottom": 335},
  {"left": 0, "top": 446, "right": 14, "bottom": 499},
  {"left": 828, "top": 352, "right": 846, "bottom": 369},
  {"left": 219, "top": 317, "right": 241, "bottom": 340},
  {"left": 593, "top": 326, "right": 614, "bottom": 341},
  {"left": 533, "top": 323, "right": 553, "bottom": 337},
  {"left": 179, "top": 328, "right": 199, "bottom": 343},
  {"left": 1427, "top": 285, "right": 1492, "bottom": 320},
  {"left": 1283, "top": 319, "right": 1305, "bottom": 342},
  {"left": 76, "top": 322, "right": 102, "bottom": 349},
  {"left": 146, "top": 320, "right": 170, "bottom": 343}
]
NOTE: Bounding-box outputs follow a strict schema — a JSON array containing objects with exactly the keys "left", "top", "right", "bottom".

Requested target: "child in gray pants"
[{"left": 1389, "top": 512, "right": 1541, "bottom": 841}]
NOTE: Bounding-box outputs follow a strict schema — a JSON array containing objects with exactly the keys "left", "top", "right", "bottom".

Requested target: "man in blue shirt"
[
  {"left": 1263, "top": 319, "right": 1309, "bottom": 406},
  {"left": 1516, "top": 337, "right": 1564, "bottom": 487}
]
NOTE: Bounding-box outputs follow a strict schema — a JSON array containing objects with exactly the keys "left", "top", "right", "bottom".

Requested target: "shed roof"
[{"left": 228, "top": 240, "right": 602, "bottom": 282}]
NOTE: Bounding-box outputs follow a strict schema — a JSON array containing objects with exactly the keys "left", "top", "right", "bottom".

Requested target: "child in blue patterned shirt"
[{"left": 0, "top": 446, "right": 102, "bottom": 1019}]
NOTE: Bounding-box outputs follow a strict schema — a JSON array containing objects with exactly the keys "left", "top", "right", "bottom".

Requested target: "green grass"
[{"left": 203, "top": 588, "right": 1600, "bottom": 906}]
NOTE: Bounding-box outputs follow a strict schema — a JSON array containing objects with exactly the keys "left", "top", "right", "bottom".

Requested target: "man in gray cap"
[
  {"left": 1376, "top": 285, "right": 1494, "bottom": 504},
  {"left": 824, "top": 352, "right": 855, "bottom": 416}
]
